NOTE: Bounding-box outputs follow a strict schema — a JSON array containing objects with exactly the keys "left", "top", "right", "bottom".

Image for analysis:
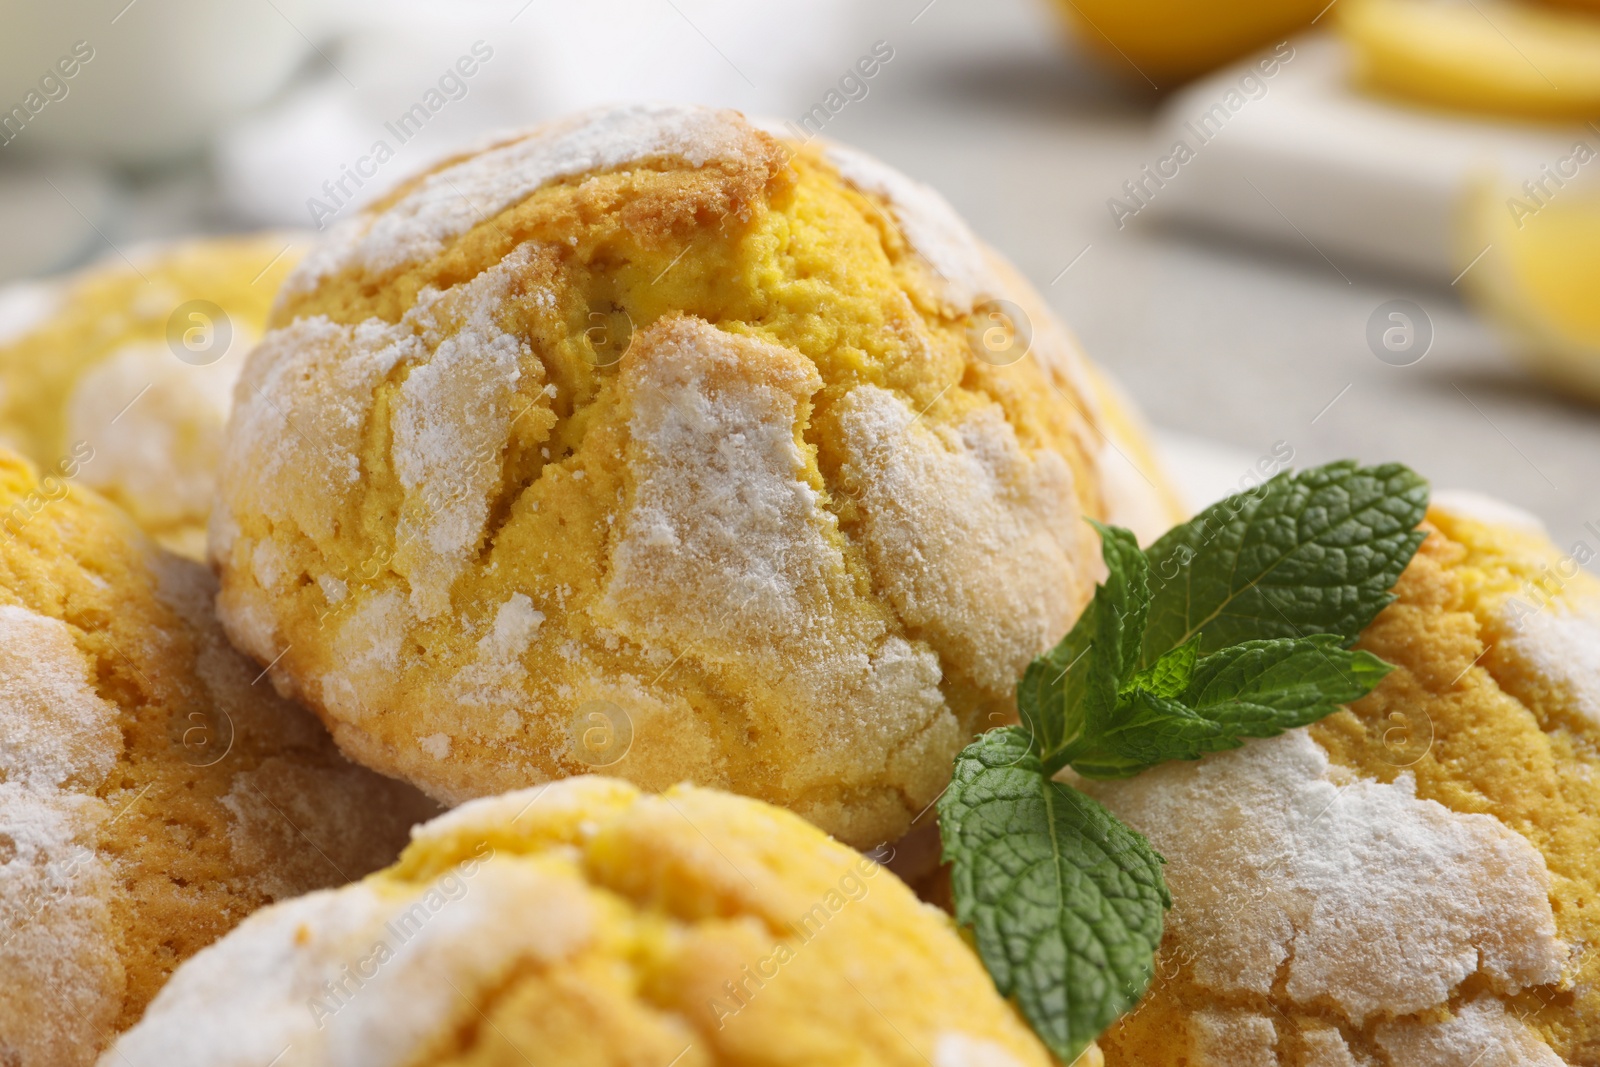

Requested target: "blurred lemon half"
[
  {"left": 1049, "top": 0, "right": 1328, "bottom": 84},
  {"left": 1535, "top": 0, "right": 1600, "bottom": 15},
  {"left": 1339, "top": 0, "right": 1600, "bottom": 120},
  {"left": 1463, "top": 173, "right": 1600, "bottom": 402}
]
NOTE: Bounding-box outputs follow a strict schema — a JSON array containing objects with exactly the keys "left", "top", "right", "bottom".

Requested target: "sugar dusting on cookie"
[
  {"left": 1084, "top": 730, "right": 1567, "bottom": 1062},
  {"left": 836, "top": 383, "right": 1089, "bottom": 697},
  {"left": 290, "top": 103, "right": 773, "bottom": 294},
  {"left": 0, "top": 606, "right": 124, "bottom": 1066},
  {"left": 597, "top": 317, "right": 952, "bottom": 791}
]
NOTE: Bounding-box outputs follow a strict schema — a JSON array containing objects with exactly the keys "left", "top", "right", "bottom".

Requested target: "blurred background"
[{"left": 0, "top": 0, "right": 1595, "bottom": 553}]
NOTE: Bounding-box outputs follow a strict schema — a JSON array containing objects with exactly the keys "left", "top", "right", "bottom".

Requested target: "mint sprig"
[
  {"left": 938, "top": 462, "right": 1429, "bottom": 1063},
  {"left": 939, "top": 728, "right": 1169, "bottom": 1058}
]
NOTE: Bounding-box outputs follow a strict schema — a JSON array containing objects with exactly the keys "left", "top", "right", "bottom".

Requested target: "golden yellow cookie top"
[
  {"left": 211, "top": 103, "right": 1179, "bottom": 849},
  {"left": 0, "top": 234, "right": 300, "bottom": 558},
  {"left": 1085, "top": 497, "right": 1600, "bottom": 1066},
  {"left": 0, "top": 450, "right": 436, "bottom": 1067},
  {"left": 105, "top": 775, "right": 1056, "bottom": 1067}
]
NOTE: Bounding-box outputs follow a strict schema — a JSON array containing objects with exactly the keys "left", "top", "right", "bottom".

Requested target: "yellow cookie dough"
[
  {"left": 0, "top": 450, "right": 438, "bottom": 1067},
  {"left": 0, "top": 233, "right": 301, "bottom": 558},
  {"left": 1085, "top": 496, "right": 1600, "bottom": 1066},
  {"left": 210, "top": 103, "right": 1179, "bottom": 849},
  {"left": 105, "top": 776, "right": 1059, "bottom": 1067}
]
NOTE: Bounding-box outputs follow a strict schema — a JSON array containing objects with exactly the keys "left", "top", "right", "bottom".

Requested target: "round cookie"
[
  {"left": 0, "top": 233, "right": 301, "bottom": 559},
  {"left": 1082, "top": 497, "right": 1600, "bottom": 1066},
  {"left": 0, "top": 450, "right": 438, "bottom": 1067},
  {"left": 209, "top": 103, "right": 1181, "bottom": 849},
  {"left": 103, "top": 775, "right": 1061, "bottom": 1067}
]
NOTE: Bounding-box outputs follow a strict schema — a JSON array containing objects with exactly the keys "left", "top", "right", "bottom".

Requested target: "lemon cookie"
[
  {"left": 0, "top": 233, "right": 300, "bottom": 558},
  {"left": 209, "top": 103, "right": 1179, "bottom": 849},
  {"left": 104, "top": 775, "right": 1059, "bottom": 1067},
  {"left": 1085, "top": 496, "right": 1600, "bottom": 1065},
  {"left": 0, "top": 450, "right": 437, "bottom": 1067}
]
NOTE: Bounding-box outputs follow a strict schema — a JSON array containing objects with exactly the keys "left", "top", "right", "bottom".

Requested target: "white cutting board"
[{"left": 1137, "top": 33, "right": 1597, "bottom": 283}]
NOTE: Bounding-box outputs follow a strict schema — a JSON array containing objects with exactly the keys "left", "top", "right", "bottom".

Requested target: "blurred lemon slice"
[
  {"left": 1049, "top": 0, "right": 1326, "bottom": 84},
  {"left": 1536, "top": 0, "right": 1600, "bottom": 15},
  {"left": 1339, "top": 0, "right": 1600, "bottom": 120},
  {"left": 1463, "top": 176, "right": 1600, "bottom": 402}
]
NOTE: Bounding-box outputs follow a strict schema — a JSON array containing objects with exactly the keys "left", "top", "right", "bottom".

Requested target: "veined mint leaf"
[
  {"left": 1020, "top": 523, "right": 1148, "bottom": 773},
  {"left": 1180, "top": 634, "right": 1394, "bottom": 734},
  {"left": 939, "top": 727, "right": 1169, "bottom": 1064},
  {"left": 1139, "top": 461, "right": 1429, "bottom": 667},
  {"left": 1067, "top": 636, "right": 1394, "bottom": 778},
  {"left": 1061, "top": 690, "right": 1227, "bottom": 779},
  {"left": 1122, "top": 635, "right": 1199, "bottom": 699},
  {"left": 1089, "top": 521, "right": 1150, "bottom": 683}
]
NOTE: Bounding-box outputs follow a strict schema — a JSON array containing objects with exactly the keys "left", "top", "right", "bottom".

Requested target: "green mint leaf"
[
  {"left": 1019, "top": 523, "right": 1148, "bottom": 773},
  {"left": 1121, "top": 634, "right": 1200, "bottom": 699},
  {"left": 1089, "top": 521, "right": 1151, "bottom": 683},
  {"left": 1179, "top": 634, "right": 1395, "bottom": 734},
  {"left": 939, "top": 727, "right": 1170, "bottom": 1064},
  {"left": 1139, "top": 461, "right": 1429, "bottom": 666},
  {"left": 1067, "top": 635, "right": 1394, "bottom": 778},
  {"left": 1061, "top": 689, "right": 1227, "bottom": 779}
]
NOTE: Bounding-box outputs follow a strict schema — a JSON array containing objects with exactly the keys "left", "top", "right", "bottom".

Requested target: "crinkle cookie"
[
  {"left": 0, "top": 233, "right": 300, "bottom": 558},
  {"left": 104, "top": 775, "right": 1062, "bottom": 1067},
  {"left": 0, "top": 451, "right": 437, "bottom": 1067},
  {"left": 209, "top": 102, "right": 1180, "bottom": 849},
  {"left": 1086, "top": 497, "right": 1600, "bottom": 1066}
]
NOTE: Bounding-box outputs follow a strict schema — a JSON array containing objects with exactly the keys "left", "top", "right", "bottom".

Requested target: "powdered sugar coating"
[
  {"left": 0, "top": 606, "right": 120, "bottom": 789},
  {"left": 390, "top": 248, "right": 537, "bottom": 620},
  {"left": 1428, "top": 496, "right": 1600, "bottom": 729},
  {"left": 1189, "top": 1012, "right": 1278, "bottom": 1067},
  {"left": 597, "top": 318, "right": 951, "bottom": 795},
  {"left": 288, "top": 103, "right": 770, "bottom": 296},
  {"left": 1374, "top": 996, "right": 1565, "bottom": 1066},
  {"left": 319, "top": 590, "right": 408, "bottom": 724},
  {"left": 104, "top": 851, "right": 592, "bottom": 1067},
  {"left": 1498, "top": 595, "right": 1600, "bottom": 729},
  {"left": 836, "top": 384, "right": 1090, "bottom": 697},
  {"left": 0, "top": 606, "right": 123, "bottom": 1067},
  {"left": 67, "top": 340, "right": 244, "bottom": 529},
  {"left": 223, "top": 248, "right": 538, "bottom": 625},
  {"left": 1084, "top": 732, "right": 1566, "bottom": 1034},
  {"left": 219, "top": 315, "right": 413, "bottom": 550},
  {"left": 1300, "top": 1028, "right": 1363, "bottom": 1067},
  {"left": 452, "top": 594, "right": 545, "bottom": 709}
]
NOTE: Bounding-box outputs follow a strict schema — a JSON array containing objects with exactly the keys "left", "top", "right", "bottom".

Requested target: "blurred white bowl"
[{"left": 0, "top": 0, "right": 321, "bottom": 164}]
